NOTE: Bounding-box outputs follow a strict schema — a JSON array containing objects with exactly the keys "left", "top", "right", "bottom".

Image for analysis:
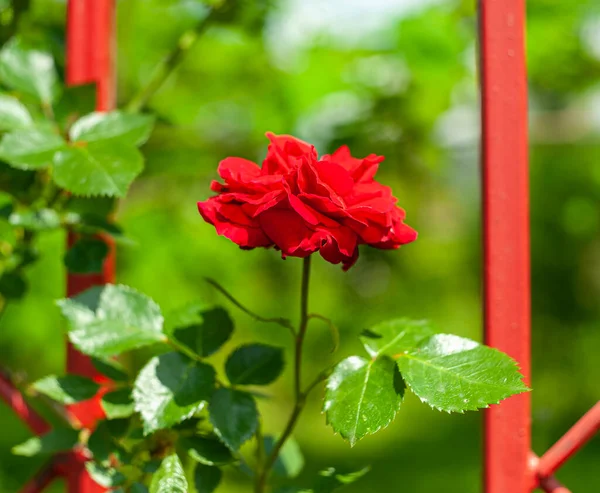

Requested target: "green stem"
[
  {"left": 205, "top": 277, "right": 296, "bottom": 335},
  {"left": 126, "top": 8, "right": 217, "bottom": 113},
  {"left": 255, "top": 257, "right": 312, "bottom": 493}
]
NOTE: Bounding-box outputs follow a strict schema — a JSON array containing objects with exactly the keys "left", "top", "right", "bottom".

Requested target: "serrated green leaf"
[
  {"left": 209, "top": 388, "right": 258, "bottom": 451},
  {"left": 264, "top": 435, "right": 304, "bottom": 478},
  {"left": 12, "top": 428, "right": 79, "bottom": 456},
  {"left": 194, "top": 464, "right": 222, "bottom": 493},
  {"left": 53, "top": 141, "right": 143, "bottom": 197},
  {"left": 101, "top": 389, "right": 134, "bottom": 419},
  {"left": 360, "top": 318, "right": 435, "bottom": 358},
  {"left": 181, "top": 435, "right": 235, "bottom": 466},
  {"left": 10, "top": 208, "right": 61, "bottom": 230},
  {"left": 313, "top": 467, "right": 370, "bottom": 493},
  {"left": 225, "top": 343, "right": 284, "bottom": 386},
  {"left": 133, "top": 352, "right": 216, "bottom": 435},
  {"left": 64, "top": 237, "right": 109, "bottom": 274},
  {"left": 91, "top": 357, "right": 129, "bottom": 382},
  {"left": 171, "top": 306, "right": 234, "bottom": 358},
  {"left": 150, "top": 454, "right": 187, "bottom": 493},
  {"left": 130, "top": 483, "right": 149, "bottom": 493},
  {"left": 57, "top": 284, "right": 165, "bottom": 358},
  {"left": 31, "top": 374, "right": 100, "bottom": 404},
  {"left": 164, "top": 302, "right": 204, "bottom": 335},
  {"left": 0, "top": 38, "right": 60, "bottom": 104},
  {"left": 324, "top": 356, "right": 404, "bottom": 446},
  {"left": 85, "top": 462, "right": 126, "bottom": 488},
  {"left": 397, "top": 334, "right": 529, "bottom": 413},
  {"left": 70, "top": 111, "right": 155, "bottom": 146},
  {"left": 0, "top": 128, "right": 66, "bottom": 170},
  {"left": 87, "top": 420, "right": 114, "bottom": 463},
  {"left": 0, "top": 93, "right": 32, "bottom": 130}
]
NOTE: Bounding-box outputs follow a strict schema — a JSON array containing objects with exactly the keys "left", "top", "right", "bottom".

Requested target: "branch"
[
  {"left": 126, "top": 8, "right": 218, "bottom": 113},
  {"left": 205, "top": 277, "right": 295, "bottom": 335},
  {"left": 18, "top": 459, "right": 58, "bottom": 493}
]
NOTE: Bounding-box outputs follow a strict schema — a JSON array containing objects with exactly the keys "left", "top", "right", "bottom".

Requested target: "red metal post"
[
  {"left": 65, "top": 0, "right": 116, "bottom": 491},
  {"left": 480, "top": 0, "right": 531, "bottom": 492}
]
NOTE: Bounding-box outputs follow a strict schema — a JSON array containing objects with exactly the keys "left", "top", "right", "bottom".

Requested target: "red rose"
[{"left": 198, "top": 133, "right": 417, "bottom": 270}]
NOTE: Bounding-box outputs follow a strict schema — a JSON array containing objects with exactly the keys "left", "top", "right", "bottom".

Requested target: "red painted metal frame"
[
  {"left": 64, "top": 1, "right": 116, "bottom": 492},
  {"left": 481, "top": 0, "right": 600, "bottom": 491},
  {"left": 480, "top": 0, "right": 532, "bottom": 491}
]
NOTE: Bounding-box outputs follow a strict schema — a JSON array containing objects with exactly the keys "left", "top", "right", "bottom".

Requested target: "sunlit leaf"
[
  {"left": 133, "top": 352, "right": 216, "bottom": 434},
  {"left": 53, "top": 141, "right": 143, "bottom": 197},
  {"left": 57, "top": 284, "right": 165, "bottom": 358},
  {"left": 397, "top": 334, "right": 529, "bottom": 413},
  {"left": 10, "top": 208, "right": 61, "bottom": 230},
  {"left": 324, "top": 356, "right": 404, "bottom": 446},
  {"left": 0, "top": 128, "right": 65, "bottom": 170},
  {"left": 360, "top": 318, "right": 434, "bottom": 358},
  {"left": 150, "top": 454, "right": 187, "bottom": 493},
  {"left": 0, "top": 37, "right": 60, "bottom": 104},
  {"left": 313, "top": 467, "right": 370, "bottom": 493},
  {"left": 0, "top": 93, "right": 32, "bottom": 130},
  {"left": 70, "top": 111, "right": 155, "bottom": 146}
]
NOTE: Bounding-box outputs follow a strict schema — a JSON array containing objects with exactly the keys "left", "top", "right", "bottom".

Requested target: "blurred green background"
[{"left": 1, "top": 0, "right": 600, "bottom": 491}]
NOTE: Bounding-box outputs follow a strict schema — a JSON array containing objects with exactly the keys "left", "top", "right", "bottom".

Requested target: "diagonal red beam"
[
  {"left": 18, "top": 459, "right": 58, "bottom": 493},
  {"left": 536, "top": 401, "right": 600, "bottom": 479},
  {"left": 479, "top": 0, "right": 531, "bottom": 492},
  {"left": 0, "top": 372, "right": 50, "bottom": 435}
]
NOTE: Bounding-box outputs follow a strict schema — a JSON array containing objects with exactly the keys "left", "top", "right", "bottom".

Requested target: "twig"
[
  {"left": 205, "top": 277, "right": 295, "bottom": 335},
  {"left": 308, "top": 313, "right": 340, "bottom": 353},
  {"left": 126, "top": 8, "right": 219, "bottom": 113}
]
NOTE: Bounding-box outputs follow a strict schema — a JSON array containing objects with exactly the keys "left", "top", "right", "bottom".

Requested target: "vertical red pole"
[
  {"left": 480, "top": 0, "right": 531, "bottom": 492},
  {"left": 65, "top": 1, "right": 116, "bottom": 491}
]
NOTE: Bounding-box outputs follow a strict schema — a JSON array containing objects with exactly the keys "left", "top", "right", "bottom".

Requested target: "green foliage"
[
  {"left": 225, "top": 343, "right": 285, "bottom": 385},
  {"left": 0, "top": 93, "right": 32, "bottom": 130},
  {"left": 53, "top": 142, "right": 144, "bottom": 198},
  {"left": 360, "top": 319, "right": 434, "bottom": 358},
  {"left": 170, "top": 306, "right": 234, "bottom": 357},
  {"left": 31, "top": 374, "right": 100, "bottom": 404},
  {"left": 324, "top": 356, "right": 404, "bottom": 447},
  {"left": 0, "top": 128, "right": 66, "bottom": 170},
  {"left": 133, "top": 352, "right": 216, "bottom": 434},
  {"left": 181, "top": 435, "right": 236, "bottom": 466},
  {"left": 397, "top": 334, "right": 530, "bottom": 412},
  {"left": 209, "top": 388, "right": 258, "bottom": 451},
  {"left": 264, "top": 436, "right": 304, "bottom": 478},
  {"left": 150, "top": 454, "right": 188, "bottom": 493},
  {"left": 101, "top": 389, "right": 135, "bottom": 419},
  {"left": 0, "top": 37, "right": 60, "bottom": 104},
  {"left": 85, "top": 462, "right": 127, "bottom": 488},
  {"left": 12, "top": 428, "right": 79, "bottom": 457},
  {"left": 57, "top": 284, "right": 166, "bottom": 358},
  {"left": 64, "top": 237, "right": 109, "bottom": 274},
  {"left": 69, "top": 111, "right": 155, "bottom": 146},
  {"left": 194, "top": 464, "right": 223, "bottom": 493}
]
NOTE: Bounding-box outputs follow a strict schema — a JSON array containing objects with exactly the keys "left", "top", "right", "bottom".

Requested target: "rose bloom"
[{"left": 198, "top": 133, "right": 417, "bottom": 270}]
